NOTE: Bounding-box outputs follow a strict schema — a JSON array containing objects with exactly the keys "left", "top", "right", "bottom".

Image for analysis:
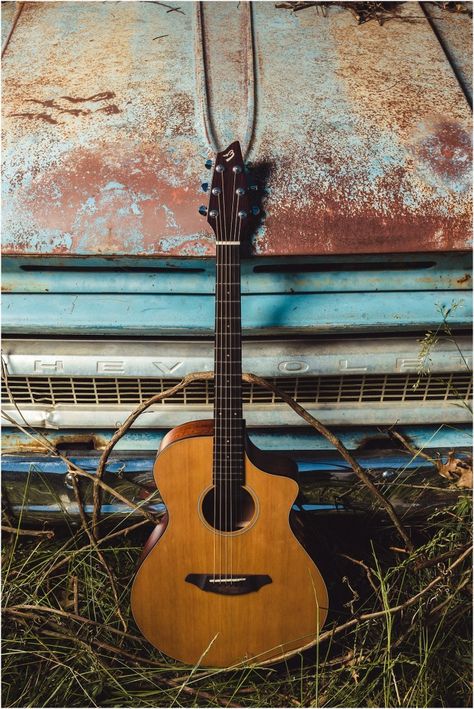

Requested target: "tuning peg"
[
  {"left": 250, "top": 205, "right": 260, "bottom": 216},
  {"left": 198, "top": 205, "right": 208, "bottom": 216},
  {"left": 205, "top": 159, "right": 213, "bottom": 170},
  {"left": 201, "top": 182, "right": 209, "bottom": 192}
]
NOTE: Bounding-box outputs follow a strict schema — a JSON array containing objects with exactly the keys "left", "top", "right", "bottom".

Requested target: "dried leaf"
[{"left": 437, "top": 451, "right": 473, "bottom": 489}]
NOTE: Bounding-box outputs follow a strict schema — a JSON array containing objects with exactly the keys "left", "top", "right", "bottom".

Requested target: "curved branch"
[{"left": 93, "top": 371, "right": 414, "bottom": 552}]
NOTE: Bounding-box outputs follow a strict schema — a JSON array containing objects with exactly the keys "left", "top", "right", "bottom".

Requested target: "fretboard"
[{"left": 213, "top": 242, "right": 244, "bottom": 487}]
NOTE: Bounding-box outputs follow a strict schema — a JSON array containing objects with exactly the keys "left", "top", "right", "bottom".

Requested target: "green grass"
[{"left": 2, "top": 494, "right": 471, "bottom": 708}]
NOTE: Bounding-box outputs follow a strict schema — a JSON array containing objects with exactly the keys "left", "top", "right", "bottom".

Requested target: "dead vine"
[{"left": 92, "top": 371, "right": 415, "bottom": 552}]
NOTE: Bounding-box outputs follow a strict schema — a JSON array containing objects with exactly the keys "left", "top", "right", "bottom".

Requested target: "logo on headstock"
[{"left": 222, "top": 149, "right": 235, "bottom": 162}]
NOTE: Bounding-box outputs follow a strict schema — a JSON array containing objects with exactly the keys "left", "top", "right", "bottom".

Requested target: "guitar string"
[
  {"left": 213, "top": 190, "right": 220, "bottom": 582},
  {"left": 229, "top": 170, "right": 240, "bottom": 585},
  {"left": 215, "top": 186, "right": 226, "bottom": 583},
  {"left": 229, "top": 168, "right": 238, "bottom": 584},
  {"left": 215, "top": 160, "right": 244, "bottom": 584},
  {"left": 221, "top": 169, "right": 229, "bottom": 581}
]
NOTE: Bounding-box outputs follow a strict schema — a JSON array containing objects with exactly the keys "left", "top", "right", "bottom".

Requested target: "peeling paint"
[{"left": 1, "top": 1, "right": 471, "bottom": 257}]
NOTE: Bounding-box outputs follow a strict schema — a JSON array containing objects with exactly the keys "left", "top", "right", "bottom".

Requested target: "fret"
[{"left": 211, "top": 158, "right": 246, "bottom": 490}]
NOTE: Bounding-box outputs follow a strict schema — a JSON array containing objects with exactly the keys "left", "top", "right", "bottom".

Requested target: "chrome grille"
[{"left": 2, "top": 374, "right": 472, "bottom": 406}]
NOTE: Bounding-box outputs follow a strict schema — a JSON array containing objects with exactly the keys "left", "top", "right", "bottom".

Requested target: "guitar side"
[{"left": 131, "top": 424, "right": 328, "bottom": 668}]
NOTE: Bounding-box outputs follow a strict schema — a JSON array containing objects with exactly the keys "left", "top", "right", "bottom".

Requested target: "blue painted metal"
[
  {"left": 1, "top": 1, "right": 471, "bottom": 257},
  {"left": 2, "top": 445, "right": 468, "bottom": 523},
  {"left": 0, "top": 452, "right": 446, "bottom": 476},
  {"left": 3, "top": 291, "right": 470, "bottom": 335},
  {"left": 3, "top": 424, "right": 472, "bottom": 453},
  {"left": 2, "top": 253, "right": 472, "bottom": 294}
]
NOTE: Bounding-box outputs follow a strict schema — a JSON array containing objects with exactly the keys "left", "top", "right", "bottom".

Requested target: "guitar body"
[
  {"left": 131, "top": 421, "right": 328, "bottom": 668},
  {"left": 132, "top": 141, "right": 328, "bottom": 667}
]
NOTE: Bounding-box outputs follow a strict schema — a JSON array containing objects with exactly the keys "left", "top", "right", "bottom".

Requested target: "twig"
[
  {"left": 165, "top": 676, "right": 242, "bottom": 707},
  {"left": 0, "top": 411, "right": 157, "bottom": 524},
  {"left": 1, "top": 525, "right": 54, "bottom": 539},
  {"left": 412, "top": 543, "right": 471, "bottom": 571},
  {"left": 39, "top": 624, "right": 168, "bottom": 667},
  {"left": 69, "top": 472, "right": 128, "bottom": 632},
  {"left": 385, "top": 428, "right": 436, "bottom": 464},
  {"left": 93, "top": 372, "right": 214, "bottom": 534},
  {"left": 3, "top": 606, "right": 145, "bottom": 644},
  {"left": 38, "top": 622, "right": 239, "bottom": 706},
  {"left": 92, "top": 371, "right": 415, "bottom": 552},
  {"left": 4, "top": 361, "right": 415, "bottom": 552},
  {"left": 339, "top": 553, "right": 380, "bottom": 598},
  {"left": 73, "top": 468, "right": 158, "bottom": 524},
  {"left": 37, "top": 519, "right": 151, "bottom": 581},
  {"left": 72, "top": 575, "right": 79, "bottom": 615},
  {"left": 243, "top": 373, "right": 415, "bottom": 552},
  {"left": 315, "top": 545, "right": 472, "bottom": 645}
]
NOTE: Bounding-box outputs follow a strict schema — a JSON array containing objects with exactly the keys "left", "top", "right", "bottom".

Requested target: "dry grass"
[{"left": 2, "top": 493, "right": 471, "bottom": 708}]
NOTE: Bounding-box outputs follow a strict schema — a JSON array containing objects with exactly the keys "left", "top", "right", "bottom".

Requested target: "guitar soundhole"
[{"left": 201, "top": 486, "right": 256, "bottom": 532}]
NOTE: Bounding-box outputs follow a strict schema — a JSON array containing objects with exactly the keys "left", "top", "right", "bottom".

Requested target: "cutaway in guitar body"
[{"left": 131, "top": 421, "right": 328, "bottom": 668}]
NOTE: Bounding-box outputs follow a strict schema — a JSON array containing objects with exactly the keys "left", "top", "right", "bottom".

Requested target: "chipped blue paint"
[
  {"left": 3, "top": 253, "right": 471, "bottom": 294},
  {"left": 0, "top": 451, "right": 438, "bottom": 476},
  {"left": 2, "top": 292, "right": 470, "bottom": 335},
  {"left": 103, "top": 181, "right": 125, "bottom": 191},
  {"left": 2, "top": 439, "right": 470, "bottom": 521},
  {"left": 3, "top": 424, "right": 471, "bottom": 454}
]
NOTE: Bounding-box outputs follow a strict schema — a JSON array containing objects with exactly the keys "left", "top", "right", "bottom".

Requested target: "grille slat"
[{"left": 3, "top": 374, "right": 472, "bottom": 407}]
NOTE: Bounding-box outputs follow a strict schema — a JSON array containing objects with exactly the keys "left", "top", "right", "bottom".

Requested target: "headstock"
[{"left": 199, "top": 141, "right": 259, "bottom": 245}]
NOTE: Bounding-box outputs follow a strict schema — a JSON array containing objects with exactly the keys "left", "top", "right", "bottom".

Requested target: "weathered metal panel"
[
  {"left": 2, "top": 423, "right": 472, "bottom": 453},
  {"left": 3, "top": 335, "right": 471, "bottom": 377},
  {"left": 1, "top": 0, "right": 20, "bottom": 48},
  {"left": 2, "top": 445, "right": 469, "bottom": 523},
  {"left": 422, "top": 1, "right": 473, "bottom": 103},
  {"left": 3, "top": 401, "right": 470, "bottom": 429},
  {"left": 2, "top": 1, "right": 471, "bottom": 257},
  {"left": 2, "top": 253, "right": 472, "bottom": 293},
  {"left": 2, "top": 291, "right": 471, "bottom": 335}
]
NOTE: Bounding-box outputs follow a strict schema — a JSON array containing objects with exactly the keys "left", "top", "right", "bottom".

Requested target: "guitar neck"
[
  {"left": 202, "top": 140, "right": 252, "bottom": 488},
  {"left": 213, "top": 241, "right": 244, "bottom": 486}
]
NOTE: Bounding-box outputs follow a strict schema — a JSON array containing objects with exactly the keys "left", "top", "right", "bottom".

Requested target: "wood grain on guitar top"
[{"left": 131, "top": 431, "right": 328, "bottom": 668}]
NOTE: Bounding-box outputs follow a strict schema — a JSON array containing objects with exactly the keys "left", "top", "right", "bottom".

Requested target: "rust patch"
[
  {"left": 29, "top": 98, "right": 62, "bottom": 109},
  {"left": 60, "top": 91, "right": 116, "bottom": 103},
  {"left": 2, "top": 0, "right": 472, "bottom": 257},
  {"left": 96, "top": 104, "right": 121, "bottom": 115},
  {"left": 457, "top": 273, "right": 471, "bottom": 284},
  {"left": 415, "top": 121, "right": 472, "bottom": 181},
  {"left": 1, "top": 433, "right": 108, "bottom": 454},
  {"left": 59, "top": 108, "right": 92, "bottom": 117},
  {"left": 14, "top": 143, "right": 211, "bottom": 256},
  {"left": 9, "top": 111, "right": 58, "bottom": 125},
  {"left": 15, "top": 93, "right": 120, "bottom": 123}
]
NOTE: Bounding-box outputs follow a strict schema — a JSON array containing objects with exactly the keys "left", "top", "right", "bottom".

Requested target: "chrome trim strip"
[
  {"left": 2, "top": 336, "right": 471, "bottom": 377},
  {"left": 2, "top": 401, "right": 470, "bottom": 428}
]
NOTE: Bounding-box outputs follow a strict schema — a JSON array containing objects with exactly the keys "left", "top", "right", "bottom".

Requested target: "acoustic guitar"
[{"left": 131, "top": 141, "right": 328, "bottom": 667}]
